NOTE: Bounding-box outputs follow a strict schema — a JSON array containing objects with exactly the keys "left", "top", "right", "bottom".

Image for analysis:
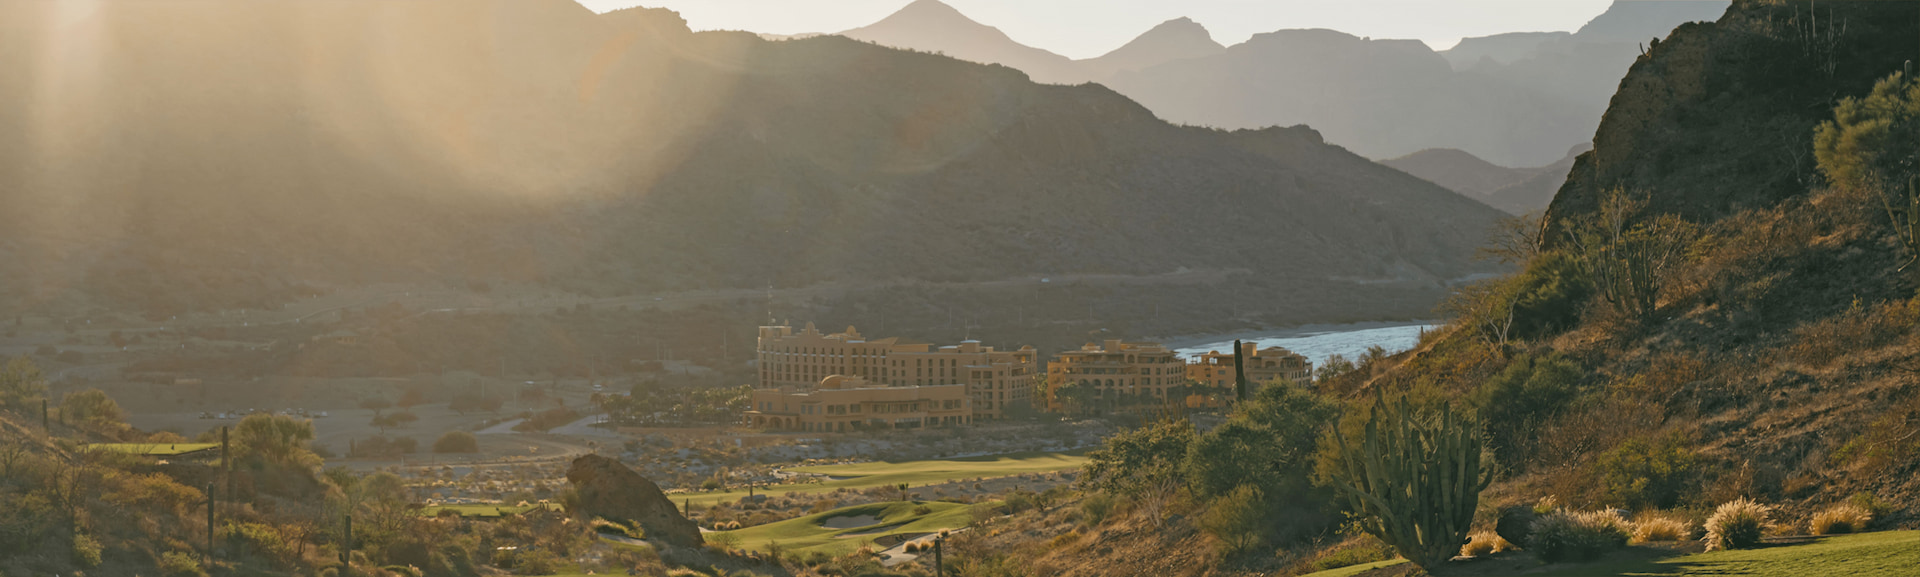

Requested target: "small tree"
[
  {"left": 1200, "top": 485, "right": 1267, "bottom": 555},
  {"left": 0, "top": 356, "right": 47, "bottom": 407},
  {"left": 433, "top": 431, "right": 479, "bottom": 454},
  {"left": 1326, "top": 393, "right": 1494, "bottom": 572}
]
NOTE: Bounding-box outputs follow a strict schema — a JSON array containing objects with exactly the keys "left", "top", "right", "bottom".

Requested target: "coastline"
[{"left": 1153, "top": 319, "right": 1444, "bottom": 351}]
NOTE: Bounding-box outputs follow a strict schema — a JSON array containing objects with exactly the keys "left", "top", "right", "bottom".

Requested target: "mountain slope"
[
  {"left": 1357, "top": 0, "right": 1920, "bottom": 526},
  {"left": 1074, "top": 17, "right": 1225, "bottom": 82},
  {"left": 1384, "top": 145, "right": 1588, "bottom": 215},
  {"left": 838, "top": 0, "right": 1077, "bottom": 83},
  {"left": 0, "top": 0, "right": 1505, "bottom": 317}
]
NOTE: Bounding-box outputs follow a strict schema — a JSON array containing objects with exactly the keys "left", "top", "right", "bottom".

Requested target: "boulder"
[
  {"left": 566, "top": 454, "right": 703, "bottom": 548},
  {"left": 1495, "top": 505, "right": 1538, "bottom": 549}
]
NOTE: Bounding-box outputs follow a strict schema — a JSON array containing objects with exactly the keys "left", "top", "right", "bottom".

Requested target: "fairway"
[
  {"left": 89, "top": 443, "right": 219, "bottom": 456},
  {"left": 680, "top": 450, "right": 1087, "bottom": 506},
  {"left": 1298, "top": 531, "right": 1920, "bottom": 577},
  {"left": 418, "top": 504, "right": 543, "bottom": 517},
  {"left": 711, "top": 500, "right": 980, "bottom": 557}
]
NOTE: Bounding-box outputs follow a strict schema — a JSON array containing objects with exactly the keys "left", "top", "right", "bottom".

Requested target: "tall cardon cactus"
[{"left": 1329, "top": 393, "right": 1495, "bottom": 571}]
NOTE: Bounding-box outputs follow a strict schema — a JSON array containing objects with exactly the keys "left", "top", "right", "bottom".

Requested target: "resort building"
[
  {"left": 1187, "top": 342, "right": 1313, "bottom": 391},
  {"left": 1044, "top": 339, "right": 1187, "bottom": 411},
  {"left": 754, "top": 324, "right": 1039, "bottom": 421},
  {"left": 744, "top": 375, "right": 970, "bottom": 432}
]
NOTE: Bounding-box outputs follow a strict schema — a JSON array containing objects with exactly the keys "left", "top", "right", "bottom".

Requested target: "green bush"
[
  {"left": 159, "top": 551, "right": 209, "bottom": 577},
  {"left": 1593, "top": 434, "right": 1695, "bottom": 509},
  {"left": 1471, "top": 353, "right": 1580, "bottom": 465},
  {"left": 433, "top": 431, "right": 479, "bottom": 453},
  {"left": 1199, "top": 485, "right": 1267, "bottom": 555},
  {"left": 1078, "top": 492, "right": 1115, "bottom": 526},
  {"left": 71, "top": 533, "right": 102, "bottom": 568}
]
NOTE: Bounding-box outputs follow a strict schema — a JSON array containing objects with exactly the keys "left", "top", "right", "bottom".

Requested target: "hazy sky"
[{"left": 574, "top": 0, "right": 1618, "bottom": 58}]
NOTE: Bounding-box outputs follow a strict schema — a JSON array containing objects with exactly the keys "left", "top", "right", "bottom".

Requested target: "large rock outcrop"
[{"left": 566, "top": 454, "right": 703, "bottom": 548}]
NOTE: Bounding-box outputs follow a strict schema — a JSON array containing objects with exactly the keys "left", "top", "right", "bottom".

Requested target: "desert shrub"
[
  {"left": 1849, "top": 492, "right": 1896, "bottom": 519},
  {"left": 160, "top": 551, "right": 209, "bottom": 577},
  {"left": 226, "top": 522, "right": 300, "bottom": 568},
  {"left": 1047, "top": 531, "right": 1082, "bottom": 549},
  {"left": 1470, "top": 353, "right": 1580, "bottom": 466},
  {"left": 71, "top": 533, "right": 103, "bottom": 568},
  {"left": 810, "top": 500, "right": 837, "bottom": 514},
  {"left": 1704, "top": 498, "right": 1774, "bottom": 551},
  {"left": 1808, "top": 504, "right": 1873, "bottom": 535},
  {"left": 1593, "top": 433, "right": 1695, "bottom": 509},
  {"left": 1815, "top": 72, "right": 1920, "bottom": 257},
  {"left": 1459, "top": 531, "right": 1512, "bottom": 557},
  {"left": 1632, "top": 517, "right": 1693, "bottom": 542},
  {"left": 1528, "top": 509, "right": 1631, "bottom": 563},
  {"left": 1078, "top": 492, "right": 1115, "bottom": 526},
  {"left": 912, "top": 504, "right": 934, "bottom": 516},
  {"left": 433, "top": 431, "right": 479, "bottom": 454},
  {"left": 1199, "top": 485, "right": 1267, "bottom": 555},
  {"left": 1785, "top": 301, "right": 1918, "bottom": 367}
]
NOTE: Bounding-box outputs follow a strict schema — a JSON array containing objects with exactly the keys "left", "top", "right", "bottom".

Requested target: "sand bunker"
[{"left": 820, "top": 514, "right": 882, "bottom": 530}]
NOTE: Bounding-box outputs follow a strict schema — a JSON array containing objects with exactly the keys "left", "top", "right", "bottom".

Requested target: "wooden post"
[
  {"left": 41, "top": 399, "right": 48, "bottom": 431},
  {"left": 934, "top": 537, "right": 944, "bottom": 577}
]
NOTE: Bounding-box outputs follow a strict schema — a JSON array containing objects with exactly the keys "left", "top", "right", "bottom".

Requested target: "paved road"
[{"left": 475, "top": 418, "right": 526, "bottom": 435}]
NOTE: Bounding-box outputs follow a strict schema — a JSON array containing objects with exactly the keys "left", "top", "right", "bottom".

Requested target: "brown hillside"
[{"left": 1361, "top": 0, "right": 1920, "bottom": 524}]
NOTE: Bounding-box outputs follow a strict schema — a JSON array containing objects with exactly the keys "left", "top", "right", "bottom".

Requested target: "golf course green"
[{"left": 679, "top": 450, "right": 1086, "bottom": 506}]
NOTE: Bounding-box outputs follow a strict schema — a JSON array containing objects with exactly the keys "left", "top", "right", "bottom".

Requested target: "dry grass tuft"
[
  {"left": 1530, "top": 509, "right": 1631, "bottom": 562},
  {"left": 1705, "top": 498, "right": 1774, "bottom": 551},
  {"left": 1460, "top": 531, "right": 1514, "bottom": 557},
  {"left": 1809, "top": 504, "right": 1873, "bottom": 535},
  {"left": 1632, "top": 516, "right": 1693, "bottom": 542}
]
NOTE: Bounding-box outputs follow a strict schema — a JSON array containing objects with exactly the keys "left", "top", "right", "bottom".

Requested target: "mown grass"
[
  {"left": 1298, "top": 531, "right": 1920, "bottom": 577},
  {"left": 711, "top": 500, "right": 981, "bottom": 557},
  {"left": 417, "top": 503, "right": 542, "bottom": 517},
  {"left": 89, "top": 443, "right": 219, "bottom": 456},
  {"left": 680, "top": 450, "right": 1086, "bottom": 506}
]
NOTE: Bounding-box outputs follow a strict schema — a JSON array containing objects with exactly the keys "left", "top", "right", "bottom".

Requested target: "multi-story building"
[
  {"left": 754, "top": 324, "right": 1039, "bottom": 421},
  {"left": 1044, "top": 339, "right": 1187, "bottom": 411},
  {"left": 744, "top": 376, "right": 970, "bottom": 432},
  {"left": 1187, "top": 342, "right": 1313, "bottom": 392}
]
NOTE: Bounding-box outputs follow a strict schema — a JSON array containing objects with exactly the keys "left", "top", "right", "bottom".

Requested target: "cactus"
[
  {"left": 1233, "top": 340, "right": 1248, "bottom": 402},
  {"left": 1329, "top": 393, "right": 1494, "bottom": 571}
]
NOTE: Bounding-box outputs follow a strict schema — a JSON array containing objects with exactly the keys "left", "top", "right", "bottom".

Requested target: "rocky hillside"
[
  {"left": 1369, "top": 0, "right": 1920, "bottom": 523},
  {"left": 0, "top": 0, "right": 1503, "bottom": 319}
]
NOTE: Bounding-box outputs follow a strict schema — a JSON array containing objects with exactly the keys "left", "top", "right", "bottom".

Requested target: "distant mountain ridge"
[
  {"left": 1383, "top": 145, "right": 1589, "bottom": 215},
  {"left": 0, "top": 0, "right": 1505, "bottom": 316},
  {"left": 830, "top": 0, "right": 1730, "bottom": 167}
]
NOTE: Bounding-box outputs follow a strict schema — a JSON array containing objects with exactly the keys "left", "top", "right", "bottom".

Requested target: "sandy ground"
[{"left": 820, "top": 515, "right": 882, "bottom": 530}]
